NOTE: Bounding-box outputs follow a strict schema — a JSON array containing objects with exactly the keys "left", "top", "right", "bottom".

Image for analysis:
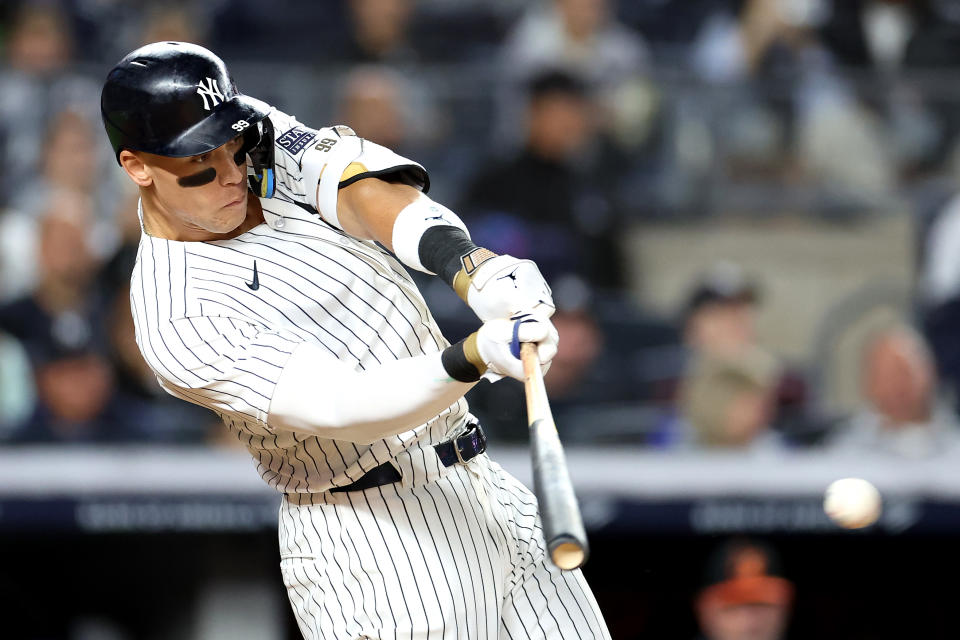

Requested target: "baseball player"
[{"left": 100, "top": 42, "right": 611, "bottom": 639}]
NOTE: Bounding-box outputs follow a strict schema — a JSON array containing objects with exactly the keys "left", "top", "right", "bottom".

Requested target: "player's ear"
[{"left": 119, "top": 150, "right": 153, "bottom": 187}]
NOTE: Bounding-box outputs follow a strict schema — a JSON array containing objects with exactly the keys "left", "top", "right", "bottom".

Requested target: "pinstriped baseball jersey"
[
  {"left": 111, "top": 40, "right": 611, "bottom": 638},
  {"left": 129, "top": 107, "right": 471, "bottom": 493}
]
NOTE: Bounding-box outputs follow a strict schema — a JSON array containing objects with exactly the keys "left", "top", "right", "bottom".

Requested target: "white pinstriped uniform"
[{"left": 130, "top": 107, "right": 610, "bottom": 639}]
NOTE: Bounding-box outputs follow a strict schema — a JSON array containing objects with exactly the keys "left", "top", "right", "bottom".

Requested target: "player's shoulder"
[{"left": 266, "top": 107, "right": 357, "bottom": 158}]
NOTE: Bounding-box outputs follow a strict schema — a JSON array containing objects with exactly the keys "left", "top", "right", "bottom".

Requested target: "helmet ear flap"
[{"left": 246, "top": 117, "right": 275, "bottom": 198}]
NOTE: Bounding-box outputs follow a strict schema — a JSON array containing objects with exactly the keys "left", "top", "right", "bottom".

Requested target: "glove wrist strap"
[{"left": 452, "top": 247, "right": 497, "bottom": 301}]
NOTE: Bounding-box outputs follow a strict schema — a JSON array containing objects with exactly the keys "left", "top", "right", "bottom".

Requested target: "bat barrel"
[{"left": 531, "top": 418, "right": 590, "bottom": 570}]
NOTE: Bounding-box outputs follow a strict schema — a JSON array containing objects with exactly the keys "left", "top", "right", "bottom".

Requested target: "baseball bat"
[{"left": 520, "top": 342, "right": 589, "bottom": 570}]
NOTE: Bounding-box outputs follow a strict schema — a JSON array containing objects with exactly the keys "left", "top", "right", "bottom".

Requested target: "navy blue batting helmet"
[{"left": 100, "top": 41, "right": 269, "bottom": 162}]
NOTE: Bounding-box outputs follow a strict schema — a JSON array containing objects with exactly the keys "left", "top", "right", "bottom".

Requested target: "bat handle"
[{"left": 520, "top": 342, "right": 542, "bottom": 383}]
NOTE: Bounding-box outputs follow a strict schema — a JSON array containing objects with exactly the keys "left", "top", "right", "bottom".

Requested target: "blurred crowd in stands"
[{"left": 3, "top": 0, "right": 960, "bottom": 459}]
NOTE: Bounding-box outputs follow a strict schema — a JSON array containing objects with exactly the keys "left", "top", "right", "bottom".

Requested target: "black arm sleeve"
[{"left": 418, "top": 225, "right": 478, "bottom": 285}]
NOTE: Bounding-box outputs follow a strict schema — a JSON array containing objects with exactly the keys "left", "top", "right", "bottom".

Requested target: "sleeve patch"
[{"left": 276, "top": 127, "right": 317, "bottom": 156}]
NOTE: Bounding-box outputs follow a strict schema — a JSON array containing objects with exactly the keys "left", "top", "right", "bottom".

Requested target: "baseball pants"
[{"left": 278, "top": 448, "right": 611, "bottom": 640}]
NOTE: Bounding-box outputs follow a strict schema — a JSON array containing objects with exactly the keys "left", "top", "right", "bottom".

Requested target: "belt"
[{"left": 329, "top": 423, "right": 487, "bottom": 493}]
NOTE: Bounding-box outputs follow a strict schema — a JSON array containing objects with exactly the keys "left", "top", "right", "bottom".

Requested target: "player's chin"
[{"left": 203, "top": 205, "right": 246, "bottom": 234}]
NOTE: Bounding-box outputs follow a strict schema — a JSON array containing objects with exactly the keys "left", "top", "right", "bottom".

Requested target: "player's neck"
[{"left": 140, "top": 190, "right": 264, "bottom": 242}]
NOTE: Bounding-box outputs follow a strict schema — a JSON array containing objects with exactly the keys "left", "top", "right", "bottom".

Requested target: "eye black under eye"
[{"left": 178, "top": 167, "right": 217, "bottom": 187}]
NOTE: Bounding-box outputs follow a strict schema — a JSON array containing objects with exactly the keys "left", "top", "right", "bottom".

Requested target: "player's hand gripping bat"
[{"left": 520, "top": 342, "right": 589, "bottom": 570}]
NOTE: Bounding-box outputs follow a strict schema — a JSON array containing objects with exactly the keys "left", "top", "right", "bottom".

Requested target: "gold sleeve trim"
[
  {"left": 463, "top": 332, "right": 487, "bottom": 374},
  {"left": 452, "top": 269, "right": 471, "bottom": 302},
  {"left": 452, "top": 248, "right": 497, "bottom": 301},
  {"left": 339, "top": 161, "right": 369, "bottom": 182}
]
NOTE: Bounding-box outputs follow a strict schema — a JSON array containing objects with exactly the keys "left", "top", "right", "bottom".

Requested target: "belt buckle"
[{"left": 454, "top": 436, "right": 469, "bottom": 464}]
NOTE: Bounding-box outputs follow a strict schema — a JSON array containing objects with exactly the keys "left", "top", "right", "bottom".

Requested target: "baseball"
[{"left": 823, "top": 477, "right": 882, "bottom": 529}]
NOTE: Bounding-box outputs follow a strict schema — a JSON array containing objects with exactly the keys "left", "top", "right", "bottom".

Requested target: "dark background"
[
  {"left": 1, "top": 528, "right": 953, "bottom": 640},
  {"left": 4, "top": 1, "right": 960, "bottom": 638}
]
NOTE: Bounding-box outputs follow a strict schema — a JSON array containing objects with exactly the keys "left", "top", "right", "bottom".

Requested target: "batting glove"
[
  {"left": 476, "top": 314, "right": 559, "bottom": 382},
  {"left": 453, "top": 255, "right": 555, "bottom": 322}
]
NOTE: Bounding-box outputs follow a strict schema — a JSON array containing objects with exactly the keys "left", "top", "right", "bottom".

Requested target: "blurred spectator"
[
  {"left": 0, "top": 185, "right": 213, "bottom": 444},
  {"left": 529, "top": 278, "right": 620, "bottom": 411},
  {"left": 682, "top": 262, "right": 761, "bottom": 359},
  {"left": 694, "top": 537, "right": 794, "bottom": 640},
  {"left": 0, "top": 190, "right": 118, "bottom": 442},
  {"left": 67, "top": 1, "right": 212, "bottom": 65},
  {"left": 330, "top": 63, "right": 464, "bottom": 204},
  {"left": 1, "top": 108, "right": 119, "bottom": 301},
  {"left": 11, "top": 108, "right": 119, "bottom": 225},
  {"left": 4, "top": 1, "right": 72, "bottom": 74},
  {"left": 340, "top": 0, "right": 419, "bottom": 66},
  {"left": 336, "top": 66, "right": 407, "bottom": 149},
  {"left": 496, "top": 0, "right": 655, "bottom": 150},
  {"left": 460, "top": 68, "right": 627, "bottom": 290},
  {"left": 689, "top": 0, "right": 889, "bottom": 199},
  {"left": 690, "top": 0, "right": 960, "bottom": 201},
  {"left": 138, "top": 3, "right": 208, "bottom": 47},
  {"left": 11, "top": 190, "right": 99, "bottom": 319},
  {"left": 678, "top": 262, "right": 811, "bottom": 438},
  {"left": 675, "top": 346, "right": 785, "bottom": 451},
  {"left": 825, "top": 323, "right": 960, "bottom": 458},
  {"left": 817, "top": 0, "right": 960, "bottom": 180},
  {"left": 543, "top": 304, "right": 604, "bottom": 401},
  {"left": 0, "top": 2, "right": 101, "bottom": 207},
  {"left": 13, "top": 330, "right": 118, "bottom": 444},
  {"left": 334, "top": 64, "right": 441, "bottom": 157}
]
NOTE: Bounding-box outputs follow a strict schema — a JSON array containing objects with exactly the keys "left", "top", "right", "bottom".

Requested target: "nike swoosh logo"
[{"left": 246, "top": 260, "right": 260, "bottom": 290}]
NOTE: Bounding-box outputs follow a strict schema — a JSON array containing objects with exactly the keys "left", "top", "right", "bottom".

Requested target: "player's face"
[{"left": 140, "top": 136, "right": 249, "bottom": 235}]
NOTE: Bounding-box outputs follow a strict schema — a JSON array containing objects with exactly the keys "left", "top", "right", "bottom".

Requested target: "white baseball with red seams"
[{"left": 824, "top": 477, "right": 882, "bottom": 529}]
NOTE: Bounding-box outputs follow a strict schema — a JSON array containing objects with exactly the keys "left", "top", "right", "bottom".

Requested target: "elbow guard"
[
  {"left": 307, "top": 132, "right": 429, "bottom": 229},
  {"left": 391, "top": 196, "right": 474, "bottom": 275}
]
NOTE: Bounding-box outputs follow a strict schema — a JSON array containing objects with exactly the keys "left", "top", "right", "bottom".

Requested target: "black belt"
[{"left": 330, "top": 423, "right": 486, "bottom": 493}]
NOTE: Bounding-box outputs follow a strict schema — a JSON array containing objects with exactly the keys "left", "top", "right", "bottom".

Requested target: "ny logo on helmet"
[{"left": 196, "top": 77, "right": 225, "bottom": 110}]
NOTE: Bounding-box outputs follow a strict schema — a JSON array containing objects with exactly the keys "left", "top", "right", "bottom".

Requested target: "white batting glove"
[
  {"left": 475, "top": 314, "right": 559, "bottom": 382},
  {"left": 458, "top": 255, "right": 555, "bottom": 321}
]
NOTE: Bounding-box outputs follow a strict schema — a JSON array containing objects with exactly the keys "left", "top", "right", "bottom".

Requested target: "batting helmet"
[{"left": 101, "top": 41, "right": 269, "bottom": 162}]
